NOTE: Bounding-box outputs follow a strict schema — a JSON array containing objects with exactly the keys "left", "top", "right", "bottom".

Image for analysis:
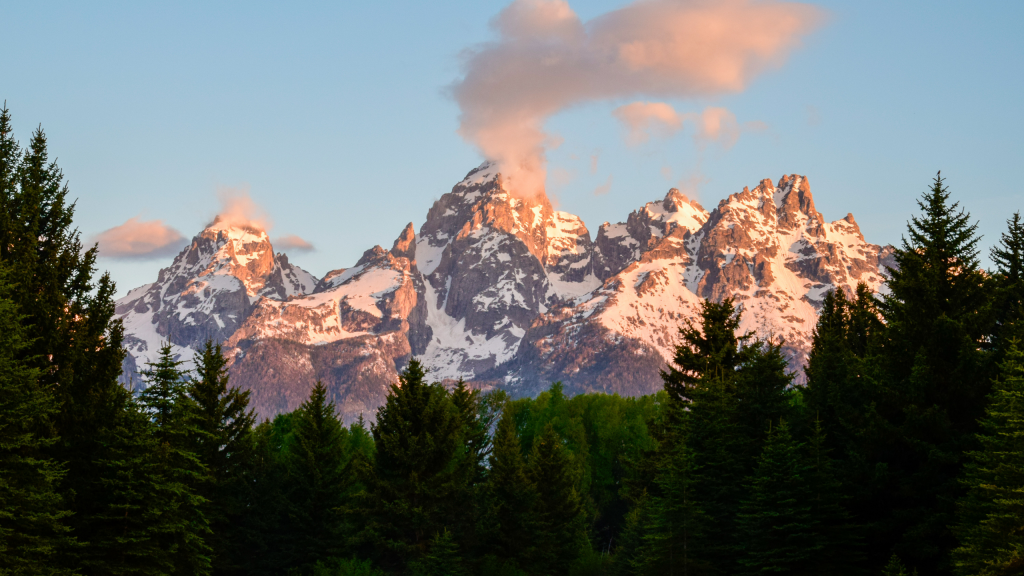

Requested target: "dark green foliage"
[
  {"left": 188, "top": 341, "right": 257, "bottom": 575},
  {"left": 358, "top": 360, "right": 473, "bottom": 569},
  {"left": 0, "top": 272, "right": 73, "bottom": 575},
  {"left": 881, "top": 555, "right": 910, "bottom": 576},
  {"left": 991, "top": 212, "right": 1024, "bottom": 359},
  {"left": 735, "top": 421, "right": 819, "bottom": 575},
  {"left": 81, "top": 390, "right": 177, "bottom": 576},
  {"left": 0, "top": 103, "right": 127, "bottom": 575},
  {"left": 873, "top": 173, "right": 994, "bottom": 573},
  {"left": 283, "top": 382, "right": 350, "bottom": 573},
  {"left": 481, "top": 408, "right": 537, "bottom": 569},
  {"left": 661, "top": 299, "right": 754, "bottom": 403},
  {"left": 409, "top": 529, "right": 467, "bottom": 576},
  {"left": 139, "top": 344, "right": 213, "bottom": 575},
  {"left": 636, "top": 412, "right": 707, "bottom": 576},
  {"left": 804, "top": 419, "right": 863, "bottom": 573},
  {"left": 527, "top": 423, "right": 588, "bottom": 574},
  {"left": 952, "top": 341, "right": 1024, "bottom": 575},
  {"left": 312, "top": 557, "right": 385, "bottom": 576}
]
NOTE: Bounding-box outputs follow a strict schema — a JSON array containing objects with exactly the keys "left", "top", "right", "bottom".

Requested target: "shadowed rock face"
[{"left": 117, "top": 164, "right": 894, "bottom": 422}]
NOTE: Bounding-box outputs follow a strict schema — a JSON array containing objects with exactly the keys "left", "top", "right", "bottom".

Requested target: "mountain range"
[{"left": 116, "top": 163, "right": 894, "bottom": 423}]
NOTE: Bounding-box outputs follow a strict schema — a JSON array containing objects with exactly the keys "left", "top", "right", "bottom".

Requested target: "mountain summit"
[{"left": 116, "top": 164, "right": 892, "bottom": 421}]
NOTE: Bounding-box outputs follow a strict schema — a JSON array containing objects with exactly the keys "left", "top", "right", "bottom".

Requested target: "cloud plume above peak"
[
  {"left": 209, "top": 186, "right": 272, "bottom": 232},
  {"left": 452, "top": 0, "right": 823, "bottom": 197},
  {"left": 91, "top": 217, "right": 187, "bottom": 260}
]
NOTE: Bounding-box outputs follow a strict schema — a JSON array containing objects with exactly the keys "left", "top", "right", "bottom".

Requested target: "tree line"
[{"left": 1, "top": 105, "right": 1022, "bottom": 575}]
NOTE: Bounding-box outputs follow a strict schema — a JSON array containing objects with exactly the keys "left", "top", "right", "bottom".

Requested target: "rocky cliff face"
[{"left": 116, "top": 163, "right": 893, "bottom": 422}]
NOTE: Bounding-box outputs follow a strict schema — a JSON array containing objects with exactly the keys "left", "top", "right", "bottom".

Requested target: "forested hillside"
[{"left": 2, "top": 108, "right": 1022, "bottom": 575}]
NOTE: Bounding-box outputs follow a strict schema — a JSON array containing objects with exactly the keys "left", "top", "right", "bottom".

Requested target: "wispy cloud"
[
  {"left": 593, "top": 174, "right": 613, "bottom": 196},
  {"left": 91, "top": 217, "right": 187, "bottom": 260}
]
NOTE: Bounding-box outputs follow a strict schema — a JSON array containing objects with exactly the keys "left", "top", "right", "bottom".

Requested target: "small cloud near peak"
[
  {"left": 274, "top": 234, "right": 315, "bottom": 253},
  {"left": 91, "top": 217, "right": 187, "bottom": 260}
]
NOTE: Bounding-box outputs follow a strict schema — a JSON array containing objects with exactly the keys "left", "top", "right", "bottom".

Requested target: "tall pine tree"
[
  {"left": 734, "top": 421, "right": 819, "bottom": 575},
  {"left": 482, "top": 407, "right": 538, "bottom": 570},
  {"left": 526, "top": 423, "right": 588, "bottom": 575},
  {"left": 990, "top": 212, "right": 1024, "bottom": 359},
  {"left": 187, "top": 341, "right": 256, "bottom": 575},
  {"left": 951, "top": 340, "right": 1024, "bottom": 575},
  {"left": 0, "top": 270, "right": 74, "bottom": 575},
  {"left": 358, "top": 360, "right": 473, "bottom": 570},
  {"left": 139, "top": 344, "right": 212, "bottom": 576},
  {"left": 875, "top": 173, "right": 993, "bottom": 573},
  {"left": 282, "top": 381, "right": 350, "bottom": 573},
  {"left": 0, "top": 105, "right": 128, "bottom": 574}
]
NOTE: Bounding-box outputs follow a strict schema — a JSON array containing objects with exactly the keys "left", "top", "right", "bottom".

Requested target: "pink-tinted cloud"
[
  {"left": 614, "top": 102, "right": 765, "bottom": 150},
  {"left": 452, "top": 0, "right": 823, "bottom": 197},
  {"left": 613, "top": 101, "right": 683, "bottom": 145},
  {"left": 91, "top": 217, "right": 187, "bottom": 260},
  {"left": 593, "top": 174, "right": 613, "bottom": 196},
  {"left": 273, "top": 234, "right": 315, "bottom": 252},
  {"left": 209, "top": 185, "right": 272, "bottom": 231}
]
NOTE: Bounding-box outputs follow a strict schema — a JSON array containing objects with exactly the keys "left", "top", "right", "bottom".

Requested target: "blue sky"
[{"left": 4, "top": 0, "right": 1022, "bottom": 295}]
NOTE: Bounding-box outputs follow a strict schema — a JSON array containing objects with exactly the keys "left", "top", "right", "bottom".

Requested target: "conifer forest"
[{"left": 2, "top": 103, "right": 1023, "bottom": 576}]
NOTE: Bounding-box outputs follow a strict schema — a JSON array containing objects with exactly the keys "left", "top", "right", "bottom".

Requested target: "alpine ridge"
[{"left": 116, "top": 164, "right": 893, "bottom": 421}]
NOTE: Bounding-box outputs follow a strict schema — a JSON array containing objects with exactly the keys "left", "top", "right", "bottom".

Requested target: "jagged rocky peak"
[
  {"left": 391, "top": 222, "right": 416, "bottom": 261},
  {"left": 592, "top": 187, "right": 710, "bottom": 280},
  {"left": 114, "top": 216, "right": 318, "bottom": 379}
]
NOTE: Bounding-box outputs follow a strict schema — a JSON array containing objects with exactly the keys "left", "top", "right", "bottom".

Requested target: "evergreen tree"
[
  {"left": 732, "top": 337, "right": 795, "bottom": 449},
  {"left": 482, "top": 407, "right": 538, "bottom": 570},
  {"left": 282, "top": 382, "right": 349, "bottom": 573},
  {"left": 358, "top": 360, "right": 472, "bottom": 570},
  {"left": 410, "top": 529, "right": 468, "bottom": 576},
  {"left": 187, "top": 340, "right": 256, "bottom": 575},
  {"left": 881, "top": 555, "right": 910, "bottom": 576},
  {"left": 990, "top": 212, "right": 1024, "bottom": 358},
  {"left": 527, "top": 423, "right": 588, "bottom": 575},
  {"left": 81, "top": 389, "right": 178, "bottom": 576},
  {"left": 875, "top": 173, "right": 993, "bottom": 573},
  {"left": 637, "top": 411, "right": 707, "bottom": 576},
  {"left": 451, "top": 379, "right": 488, "bottom": 484},
  {"left": 0, "top": 105, "right": 128, "bottom": 574},
  {"left": 805, "top": 418, "right": 863, "bottom": 574},
  {"left": 734, "top": 421, "right": 819, "bottom": 575},
  {"left": 661, "top": 299, "right": 754, "bottom": 403},
  {"left": 951, "top": 341, "right": 1024, "bottom": 575},
  {"left": 0, "top": 271, "right": 74, "bottom": 575},
  {"left": 139, "top": 345, "right": 212, "bottom": 576}
]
